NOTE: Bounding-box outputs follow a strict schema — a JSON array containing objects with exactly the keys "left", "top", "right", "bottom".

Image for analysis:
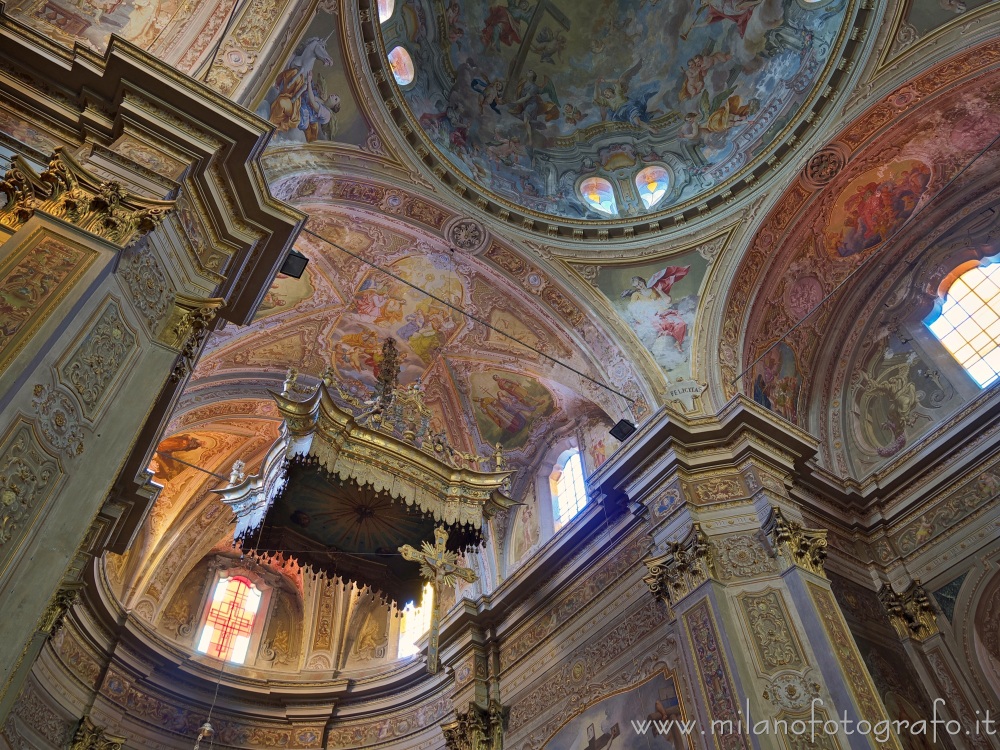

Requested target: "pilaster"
[
  {"left": 592, "top": 398, "right": 905, "bottom": 750},
  {"left": 881, "top": 580, "right": 1000, "bottom": 749},
  {"left": 0, "top": 7, "right": 302, "bottom": 718}
]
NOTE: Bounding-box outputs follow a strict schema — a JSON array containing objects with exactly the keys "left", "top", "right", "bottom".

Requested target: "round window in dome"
[
  {"left": 388, "top": 46, "right": 414, "bottom": 86},
  {"left": 579, "top": 177, "right": 617, "bottom": 216},
  {"left": 377, "top": 0, "right": 394, "bottom": 22}
]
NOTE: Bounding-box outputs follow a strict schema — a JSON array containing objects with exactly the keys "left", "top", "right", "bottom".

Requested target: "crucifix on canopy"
[{"left": 399, "top": 526, "right": 478, "bottom": 674}]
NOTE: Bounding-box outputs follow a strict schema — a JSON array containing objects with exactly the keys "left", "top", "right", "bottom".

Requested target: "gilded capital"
[
  {"left": 70, "top": 716, "right": 126, "bottom": 750},
  {"left": 0, "top": 149, "right": 174, "bottom": 246},
  {"left": 763, "top": 507, "right": 827, "bottom": 577},
  {"left": 643, "top": 523, "right": 716, "bottom": 607},
  {"left": 879, "top": 580, "right": 940, "bottom": 642},
  {"left": 442, "top": 701, "right": 506, "bottom": 750},
  {"left": 38, "top": 584, "right": 82, "bottom": 637}
]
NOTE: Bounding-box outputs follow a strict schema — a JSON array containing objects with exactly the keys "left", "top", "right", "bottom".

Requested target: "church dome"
[{"left": 372, "top": 0, "right": 859, "bottom": 234}]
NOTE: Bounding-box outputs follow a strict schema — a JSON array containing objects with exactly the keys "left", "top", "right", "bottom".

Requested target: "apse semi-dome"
[{"left": 377, "top": 0, "right": 856, "bottom": 227}]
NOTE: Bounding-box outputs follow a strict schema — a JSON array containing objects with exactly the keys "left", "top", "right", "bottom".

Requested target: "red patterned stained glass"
[{"left": 197, "top": 576, "right": 261, "bottom": 664}]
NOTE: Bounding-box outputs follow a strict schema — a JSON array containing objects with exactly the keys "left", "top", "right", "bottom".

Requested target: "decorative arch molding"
[
  {"left": 717, "top": 38, "right": 1000, "bottom": 475},
  {"left": 863, "top": 0, "right": 1000, "bottom": 87},
  {"left": 946, "top": 551, "right": 1000, "bottom": 710}
]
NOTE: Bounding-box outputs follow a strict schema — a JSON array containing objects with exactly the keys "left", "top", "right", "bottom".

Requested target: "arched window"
[
  {"left": 925, "top": 262, "right": 1000, "bottom": 388},
  {"left": 636, "top": 166, "right": 669, "bottom": 209},
  {"left": 579, "top": 177, "right": 617, "bottom": 216},
  {"left": 377, "top": 0, "right": 394, "bottom": 23},
  {"left": 397, "top": 582, "right": 433, "bottom": 658},
  {"left": 388, "top": 46, "right": 414, "bottom": 86},
  {"left": 551, "top": 449, "right": 587, "bottom": 531},
  {"left": 197, "top": 576, "right": 261, "bottom": 664}
]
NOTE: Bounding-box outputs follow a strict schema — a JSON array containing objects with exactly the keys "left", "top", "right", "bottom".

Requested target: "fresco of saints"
[
  {"left": 621, "top": 266, "right": 691, "bottom": 351},
  {"left": 481, "top": 0, "right": 532, "bottom": 51},
  {"left": 831, "top": 163, "right": 931, "bottom": 257},
  {"left": 396, "top": 306, "right": 456, "bottom": 364},
  {"left": 678, "top": 52, "right": 732, "bottom": 102},
  {"left": 492, "top": 374, "right": 540, "bottom": 410},
  {"left": 89, "top": 0, "right": 126, "bottom": 23},
  {"left": 509, "top": 70, "right": 560, "bottom": 146},
  {"left": 593, "top": 59, "right": 659, "bottom": 133},
  {"left": 334, "top": 330, "right": 381, "bottom": 375},
  {"left": 118, "top": 0, "right": 161, "bottom": 46},
  {"left": 354, "top": 279, "right": 405, "bottom": 325},
  {"left": 260, "top": 35, "right": 341, "bottom": 143},
  {"left": 150, "top": 434, "right": 205, "bottom": 482},
  {"left": 474, "top": 394, "right": 526, "bottom": 434},
  {"left": 680, "top": 0, "right": 768, "bottom": 40}
]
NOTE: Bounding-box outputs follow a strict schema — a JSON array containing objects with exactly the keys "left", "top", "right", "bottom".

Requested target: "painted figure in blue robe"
[{"left": 593, "top": 59, "right": 659, "bottom": 133}]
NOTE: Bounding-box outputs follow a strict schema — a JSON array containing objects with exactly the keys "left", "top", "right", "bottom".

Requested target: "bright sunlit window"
[
  {"left": 377, "top": 0, "right": 394, "bottom": 22},
  {"left": 925, "top": 262, "right": 1000, "bottom": 388},
  {"left": 551, "top": 449, "right": 588, "bottom": 530},
  {"left": 398, "top": 582, "right": 433, "bottom": 658},
  {"left": 388, "top": 46, "right": 414, "bottom": 86},
  {"left": 636, "top": 166, "right": 669, "bottom": 209},
  {"left": 579, "top": 177, "right": 617, "bottom": 215},
  {"left": 197, "top": 576, "right": 261, "bottom": 664}
]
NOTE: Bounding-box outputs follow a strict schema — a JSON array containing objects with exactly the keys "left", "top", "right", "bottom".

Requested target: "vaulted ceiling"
[{"left": 9, "top": 0, "right": 999, "bottom": 684}]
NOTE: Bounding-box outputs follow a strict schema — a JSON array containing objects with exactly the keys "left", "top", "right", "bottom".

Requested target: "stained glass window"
[
  {"left": 197, "top": 576, "right": 261, "bottom": 664},
  {"left": 926, "top": 262, "right": 1000, "bottom": 388},
  {"left": 580, "top": 177, "right": 617, "bottom": 215},
  {"left": 636, "top": 166, "right": 670, "bottom": 209},
  {"left": 551, "top": 450, "right": 587, "bottom": 530},
  {"left": 377, "top": 0, "right": 394, "bottom": 22},
  {"left": 398, "top": 582, "right": 433, "bottom": 658},
  {"left": 388, "top": 46, "right": 414, "bottom": 86}
]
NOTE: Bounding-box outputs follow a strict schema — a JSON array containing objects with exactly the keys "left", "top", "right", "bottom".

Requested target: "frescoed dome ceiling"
[{"left": 377, "top": 0, "right": 857, "bottom": 227}]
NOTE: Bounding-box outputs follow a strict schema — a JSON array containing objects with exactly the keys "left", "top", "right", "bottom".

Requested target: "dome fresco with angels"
[{"left": 380, "top": 0, "right": 849, "bottom": 221}]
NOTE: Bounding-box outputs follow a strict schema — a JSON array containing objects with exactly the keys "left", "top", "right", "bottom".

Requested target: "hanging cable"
[
  {"left": 301, "top": 225, "right": 636, "bottom": 404},
  {"left": 193, "top": 596, "right": 233, "bottom": 750},
  {"left": 154, "top": 451, "right": 228, "bottom": 481},
  {"left": 732, "top": 130, "right": 1000, "bottom": 387}
]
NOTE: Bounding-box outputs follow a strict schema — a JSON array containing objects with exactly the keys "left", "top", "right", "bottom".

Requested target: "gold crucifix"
[{"left": 399, "top": 526, "right": 478, "bottom": 674}]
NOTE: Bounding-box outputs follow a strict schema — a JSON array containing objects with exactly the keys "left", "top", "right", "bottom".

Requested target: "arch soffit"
[{"left": 715, "top": 40, "right": 1000, "bottom": 465}]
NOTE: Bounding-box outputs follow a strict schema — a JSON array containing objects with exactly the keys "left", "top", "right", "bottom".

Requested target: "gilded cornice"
[
  {"left": 0, "top": 8, "right": 305, "bottom": 324},
  {"left": 590, "top": 396, "right": 819, "bottom": 512}
]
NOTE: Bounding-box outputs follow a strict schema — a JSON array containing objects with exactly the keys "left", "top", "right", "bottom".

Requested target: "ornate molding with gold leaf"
[
  {"left": 879, "top": 580, "right": 940, "bottom": 642},
  {"left": 0, "top": 150, "right": 174, "bottom": 247},
  {"left": 763, "top": 507, "right": 828, "bottom": 578}
]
